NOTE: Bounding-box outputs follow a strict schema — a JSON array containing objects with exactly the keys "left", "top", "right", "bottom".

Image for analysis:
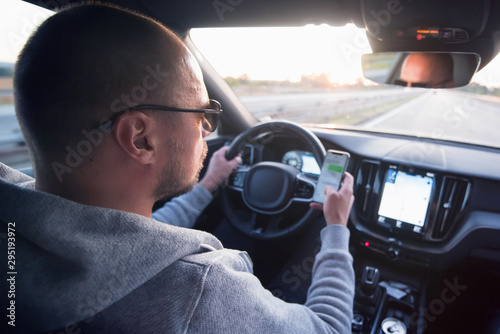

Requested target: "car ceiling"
[{"left": 24, "top": 0, "right": 500, "bottom": 70}]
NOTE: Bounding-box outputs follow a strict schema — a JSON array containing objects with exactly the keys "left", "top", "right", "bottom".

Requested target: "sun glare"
[
  {"left": 3, "top": 0, "right": 499, "bottom": 89},
  {"left": 0, "top": 0, "right": 53, "bottom": 62},
  {"left": 472, "top": 55, "right": 500, "bottom": 87},
  {"left": 190, "top": 24, "right": 372, "bottom": 85}
]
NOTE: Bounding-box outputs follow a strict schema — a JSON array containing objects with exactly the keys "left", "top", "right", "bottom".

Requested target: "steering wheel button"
[
  {"left": 294, "top": 180, "right": 314, "bottom": 198},
  {"left": 230, "top": 172, "right": 245, "bottom": 188}
]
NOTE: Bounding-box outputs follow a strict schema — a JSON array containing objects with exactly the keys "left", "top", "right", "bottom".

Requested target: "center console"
[
  {"left": 352, "top": 265, "right": 420, "bottom": 334},
  {"left": 351, "top": 160, "right": 470, "bottom": 267},
  {"left": 349, "top": 160, "right": 471, "bottom": 333}
]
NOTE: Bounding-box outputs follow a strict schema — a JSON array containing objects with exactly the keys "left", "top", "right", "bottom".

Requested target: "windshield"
[
  {"left": 0, "top": 0, "right": 53, "bottom": 170},
  {"left": 190, "top": 25, "right": 500, "bottom": 149}
]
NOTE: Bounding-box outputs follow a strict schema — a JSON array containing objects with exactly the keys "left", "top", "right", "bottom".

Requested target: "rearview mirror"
[{"left": 362, "top": 52, "right": 480, "bottom": 88}]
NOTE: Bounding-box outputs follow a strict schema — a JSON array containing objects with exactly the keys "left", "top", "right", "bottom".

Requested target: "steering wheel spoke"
[
  {"left": 238, "top": 211, "right": 260, "bottom": 235},
  {"left": 246, "top": 214, "right": 285, "bottom": 238},
  {"left": 261, "top": 215, "right": 284, "bottom": 236},
  {"left": 291, "top": 175, "right": 316, "bottom": 202}
]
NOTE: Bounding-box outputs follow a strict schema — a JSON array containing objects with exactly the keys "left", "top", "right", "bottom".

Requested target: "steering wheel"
[{"left": 222, "top": 121, "right": 326, "bottom": 239}]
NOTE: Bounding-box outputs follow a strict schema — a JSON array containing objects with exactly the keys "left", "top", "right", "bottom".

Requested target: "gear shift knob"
[{"left": 361, "top": 266, "right": 380, "bottom": 296}]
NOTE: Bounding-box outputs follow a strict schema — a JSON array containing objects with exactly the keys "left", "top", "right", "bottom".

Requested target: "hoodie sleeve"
[
  {"left": 152, "top": 184, "right": 213, "bottom": 228},
  {"left": 187, "top": 224, "right": 354, "bottom": 334}
]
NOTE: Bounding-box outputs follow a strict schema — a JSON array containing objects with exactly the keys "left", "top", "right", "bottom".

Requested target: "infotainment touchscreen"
[{"left": 377, "top": 166, "right": 434, "bottom": 233}]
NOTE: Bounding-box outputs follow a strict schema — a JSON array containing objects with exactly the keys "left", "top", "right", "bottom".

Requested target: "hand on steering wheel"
[
  {"left": 199, "top": 146, "right": 242, "bottom": 194},
  {"left": 222, "top": 121, "right": 326, "bottom": 239}
]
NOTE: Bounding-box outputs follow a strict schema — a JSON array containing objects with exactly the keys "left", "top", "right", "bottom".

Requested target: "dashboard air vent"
[
  {"left": 432, "top": 176, "right": 470, "bottom": 239},
  {"left": 453, "top": 29, "right": 469, "bottom": 41},
  {"left": 356, "top": 160, "right": 380, "bottom": 220}
]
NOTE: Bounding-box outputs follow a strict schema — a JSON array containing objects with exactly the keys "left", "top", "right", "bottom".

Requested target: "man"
[
  {"left": 397, "top": 52, "right": 455, "bottom": 88},
  {"left": 0, "top": 3, "right": 354, "bottom": 333},
  {"left": 151, "top": 146, "right": 242, "bottom": 227}
]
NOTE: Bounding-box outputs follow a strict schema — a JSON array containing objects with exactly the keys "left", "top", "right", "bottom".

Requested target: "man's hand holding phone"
[
  {"left": 310, "top": 150, "right": 354, "bottom": 227},
  {"left": 310, "top": 173, "right": 354, "bottom": 227}
]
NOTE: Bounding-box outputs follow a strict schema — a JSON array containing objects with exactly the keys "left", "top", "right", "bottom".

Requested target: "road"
[
  {"left": 0, "top": 104, "right": 30, "bottom": 170},
  {"left": 0, "top": 104, "right": 23, "bottom": 144},
  {"left": 240, "top": 89, "right": 499, "bottom": 148},
  {"left": 362, "top": 89, "right": 500, "bottom": 147},
  {"left": 0, "top": 88, "right": 499, "bottom": 170},
  {"left": 239, "top": 88, "right": 419, "bottom": 122}
]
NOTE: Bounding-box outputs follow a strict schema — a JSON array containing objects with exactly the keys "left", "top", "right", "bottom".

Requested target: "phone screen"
[{"left": 313, "top": 150, "right": 350, "bottom": 203}]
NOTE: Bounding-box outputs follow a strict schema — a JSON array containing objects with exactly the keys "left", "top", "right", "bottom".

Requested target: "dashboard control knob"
[
  {"left": 352, "top": 314, "right": 364, "bottom": 332},
  {"left": 387, "top": 247, "right": 400, "bottom": 260}
]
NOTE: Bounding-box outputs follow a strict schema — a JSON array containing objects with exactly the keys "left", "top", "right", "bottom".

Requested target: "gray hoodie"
[{"left": 0, "top": 163, "right": 354, "bottom": 333}]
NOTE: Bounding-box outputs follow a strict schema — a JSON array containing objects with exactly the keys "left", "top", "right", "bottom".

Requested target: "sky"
[
  {"left": 191, "top": 26, "right": 500, "bottom": 87},
  {"left": 191, "top": 25, "right": 371, "bottom": 85},
  {"left": 0, "top": 0, "right": 53, "bottom": 63},
  {"left": 2, "top": 0, "right": 500, "bottom": 87}
]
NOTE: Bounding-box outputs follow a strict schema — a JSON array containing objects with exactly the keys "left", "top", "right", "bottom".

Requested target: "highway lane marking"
[{"left": 362, "top": 91, "right": 431, "bottom": 128}]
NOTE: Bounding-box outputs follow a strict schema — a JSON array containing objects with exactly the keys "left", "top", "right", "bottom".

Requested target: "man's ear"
[{"left": 112, "top": 111, "right": 159, "bottom": 164}]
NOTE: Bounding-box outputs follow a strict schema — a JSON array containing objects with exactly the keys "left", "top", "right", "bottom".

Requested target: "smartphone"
[{"left": 313, "top": 150, "right": 350, "bottom": 203}]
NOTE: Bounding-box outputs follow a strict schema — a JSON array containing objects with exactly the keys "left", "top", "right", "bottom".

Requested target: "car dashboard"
[
  {"left": 313, "top": 127, "right": 500, "bottom": 267},
  {"left": 243, "top": 128, "right": 500, "bottom": 248},
  {"left": 225, "top": 126, "right": 500, "bottom": 333}
]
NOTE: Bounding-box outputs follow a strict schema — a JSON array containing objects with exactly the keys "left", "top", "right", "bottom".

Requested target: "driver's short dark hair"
[{"left": 14, "top": 3, "right": 177, "bottom": 165}]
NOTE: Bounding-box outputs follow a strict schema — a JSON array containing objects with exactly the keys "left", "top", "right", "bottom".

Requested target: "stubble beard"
[{"left": 154, "top": 139, "right": 208, "bottom": 201}]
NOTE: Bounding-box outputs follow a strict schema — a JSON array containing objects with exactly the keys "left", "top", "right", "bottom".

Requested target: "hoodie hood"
[{"left": 0, "top": 163, "right": 223, "bottom": 332}]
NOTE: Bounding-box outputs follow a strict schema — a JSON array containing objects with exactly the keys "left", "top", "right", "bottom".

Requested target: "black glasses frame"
[
  {"left": 394, "top": 78, "right": 453, "bottom": 88},
  {"left": 133, "top": 99, "right": 222, "bottom": 132},
  {"left": 106, "top": 99, "right": 222, "bottom": 133}
]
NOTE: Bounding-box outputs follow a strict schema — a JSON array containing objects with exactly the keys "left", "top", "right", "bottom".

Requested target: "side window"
[{"left": 0, "top": 0, "right": 53, "bottom": 170}]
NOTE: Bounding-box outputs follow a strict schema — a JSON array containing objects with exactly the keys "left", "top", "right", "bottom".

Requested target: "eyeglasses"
[
  {"left": 394, "top": 78, "right": 452, "bottom": 88},
  {"left": 130, "top": 99, "right": 222, "bottom": 132},
  {"left": 105, "top": 99, "right": 222, "bottom": 133}
]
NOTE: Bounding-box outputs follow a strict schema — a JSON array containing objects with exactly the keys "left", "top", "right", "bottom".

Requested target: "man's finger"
[
  {"left": 324, "top": 184, "right": 336, "bottom": 195},
  {"left": 339, "top": 172, "right": 354, "bottom": 193},
  {"left": 310, "top": 202, "right": 324, "bottom": 211},
  {"left": 230, "top": 155, "right": 242, "bottom": 167}
]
